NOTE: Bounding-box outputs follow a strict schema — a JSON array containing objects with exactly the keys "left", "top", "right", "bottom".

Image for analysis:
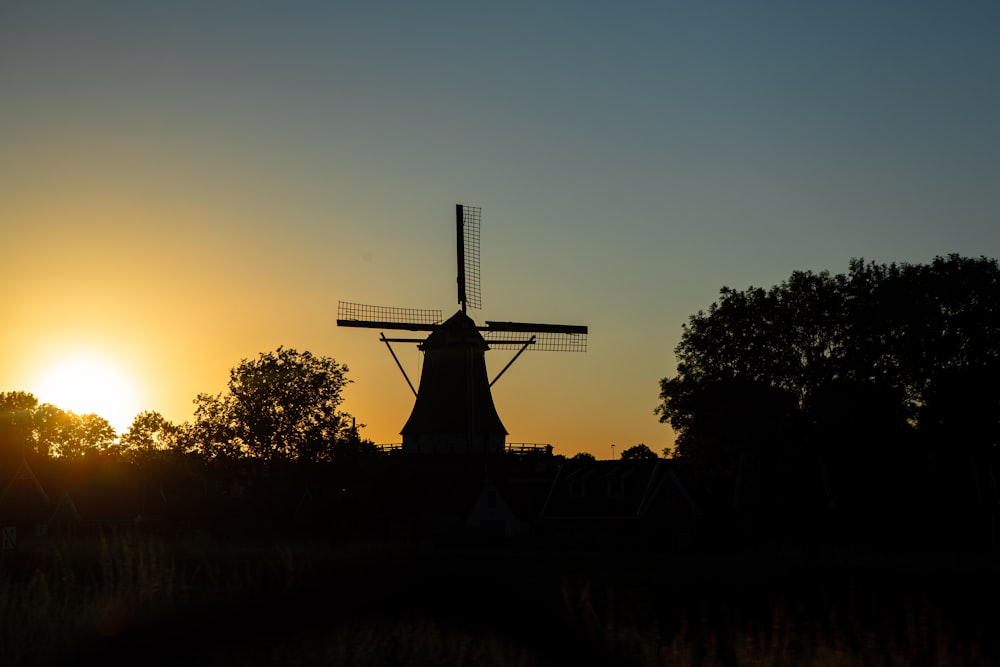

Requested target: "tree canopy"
[
  {"left": 119, "top": 411, "right": 184, "bottom": 462},
  {"left": 190, "top": 347, "right": 357, "bottom": 463},
  {"left": 620, "top": 443, "right": 658, "bottom": 460},
  {"left": 0, "top": 391, "right": 118, "bottom": 461},
  {"left": 657, "top": 255, "right": 1000, "bottom": 468}
]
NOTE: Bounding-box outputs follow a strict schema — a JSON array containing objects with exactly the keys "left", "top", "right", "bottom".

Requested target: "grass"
[{"left": 2, "top": 535, "right": 998, "bottom": 666}]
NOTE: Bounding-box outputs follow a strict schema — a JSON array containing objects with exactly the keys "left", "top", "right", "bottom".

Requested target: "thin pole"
[
  {"left": 489, "top": 336, "right": 535, "bottom": 387},
  {"left": 381, "top": 334, "right": 417, "bottom": 396}
]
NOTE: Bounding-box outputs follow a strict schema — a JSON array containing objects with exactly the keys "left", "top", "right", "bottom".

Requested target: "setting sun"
[{"left": 32, "top": 355, "right": 141, "bottom": 434}]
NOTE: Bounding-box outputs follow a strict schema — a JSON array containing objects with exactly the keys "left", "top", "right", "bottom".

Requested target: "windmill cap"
[{"left": 419, "top": 310, "right": 489, "bottom": 351}]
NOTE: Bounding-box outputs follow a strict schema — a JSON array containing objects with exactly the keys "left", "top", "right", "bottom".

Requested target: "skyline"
[{"left": 2, "top": 2, "right": 998, "bottom": 456}]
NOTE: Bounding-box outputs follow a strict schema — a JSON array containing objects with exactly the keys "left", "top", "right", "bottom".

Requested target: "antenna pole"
[{"left": 456, "top": 204, "right": 466, "bottom": 313}]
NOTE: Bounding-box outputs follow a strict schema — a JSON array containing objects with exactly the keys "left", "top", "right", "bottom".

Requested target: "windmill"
[{"left": 338, "top": 204, "right": 588, "bottom": 455}]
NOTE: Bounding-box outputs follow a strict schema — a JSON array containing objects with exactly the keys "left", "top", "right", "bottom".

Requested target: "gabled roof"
[
  {"left": 58, "top": 460, "right": 150, "bottom": 522},
  {"left": 48, "top": 490, "right": 82, "bottom": 524},
  {"left": 540, "top": 459, "right": 701, "bottom": 520},
  {"left": 384, "top": 456, "right": 552, "bottom": 524},
  {"left": 637, "top": 464, "right": 702, "bottom": 519},
  {"left": 0, "top": 457, "right": 49, "bottom": 506}
]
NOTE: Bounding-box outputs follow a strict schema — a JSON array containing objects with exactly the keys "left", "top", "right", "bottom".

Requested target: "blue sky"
[{"left": 2, "top": 1, "right": 997, "bottom": 455}]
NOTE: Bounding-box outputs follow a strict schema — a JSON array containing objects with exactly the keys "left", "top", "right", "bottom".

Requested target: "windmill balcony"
[
  {"left": 505, "top": 442, "right": 553, "bottom": 455},
  {"left": 373, "top": 442, "right": 551, "bottom": 456}
]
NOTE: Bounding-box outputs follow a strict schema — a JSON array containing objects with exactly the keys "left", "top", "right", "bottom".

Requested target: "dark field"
[{"left": 3, "top": 535, "right": 998, "bottom": 666}]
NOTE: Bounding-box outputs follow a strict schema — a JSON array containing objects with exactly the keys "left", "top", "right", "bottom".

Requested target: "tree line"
[
  {"left": 0, "top": 347, "right": 372, "bottom": 466},
  {"left": 5, "top": 253, "right": 997, "bottom": 490}
]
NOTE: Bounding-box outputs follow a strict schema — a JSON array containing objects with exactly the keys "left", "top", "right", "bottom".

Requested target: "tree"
[
  {"left": 0, "top": 391, "right": 39, "bottom": 459},
  {"left": 75, "top": 413, "right": 119, "bottom": 457},
  {"left": 33, "top": 403, "right": 77, "bottom": 458},
  {"left": 807, "top": 377, "right": 914, "bottom": 509},
  {"left": 620, "top": 443, "right": 658, "bottom": 460},
  {"left": 918, "top": 362, "right": 1000, "bottom": 509},
  {"left": 657, "top": 255, "right": 1000, "bottom": 470},
  {"left": 1, "top": 392, "right": 120, "bottom": 460},
  {"left": 191, "top": 347, "right": 356, "bottom": 463},
  {"left": 121, "top": 411, "right": 183, "bottom": 462},
  {"left": 31, "top": 405, "right": 117, "bottom": 459}
]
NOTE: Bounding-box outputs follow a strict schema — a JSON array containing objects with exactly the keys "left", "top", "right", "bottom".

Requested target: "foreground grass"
[{"left": 2, "top": 535, "right": 998, "bottom": 666}]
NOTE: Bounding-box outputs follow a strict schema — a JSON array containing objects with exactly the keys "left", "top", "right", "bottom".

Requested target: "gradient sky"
[{"left": 2, "top": 1, "right": 998, "bottom": 457}]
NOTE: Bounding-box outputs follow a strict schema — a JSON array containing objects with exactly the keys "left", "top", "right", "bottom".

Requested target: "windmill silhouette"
[{"left": 338, "top": 205, "right": 588, "bottom": 455}]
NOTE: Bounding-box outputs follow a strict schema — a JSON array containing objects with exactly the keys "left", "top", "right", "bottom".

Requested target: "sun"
[{"left": 33, "top": 354, "right": 142, "bottom": 434}]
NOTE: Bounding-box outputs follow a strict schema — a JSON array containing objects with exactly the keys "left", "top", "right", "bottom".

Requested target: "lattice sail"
[
  {"left": 457, "top": 204, "right": 482, "bottom": 311},
  {"left": 482, "top": 330, "right": 587, "bottom": 352},
  {"left": 337, "top": 301, "right": 442, "bottom": 330},
  {"left": 482, "top": 321, "right": 588, "bottom": 352}
]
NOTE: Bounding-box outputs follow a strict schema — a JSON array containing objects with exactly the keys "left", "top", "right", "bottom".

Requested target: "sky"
[{"left": 1, "top": 1, "right": 997, "bottom": 457}]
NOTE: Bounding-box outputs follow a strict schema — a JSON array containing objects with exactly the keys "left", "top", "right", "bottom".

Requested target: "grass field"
[{"left": 2, "top": 534, "right": 998, "bottom": 666}]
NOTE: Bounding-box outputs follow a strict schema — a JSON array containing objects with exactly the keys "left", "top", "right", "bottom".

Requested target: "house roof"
[
  {"left": 385, "top": 456, "right": 553, "bottom": 523},
  {"left": 539, "top": 459, "right": 701, "bottom": 520},
  {"left": 56, "top": 459, "right": 152, "bottom": 522},
  {"left": 0, "top": 456, "right": 53, "bottom": 523},
  {"left": 0, "top": 455, "right": 166, "bottom": 525},
  {"left": 0, "top": 457, "right": 50, "bottom": 506}
]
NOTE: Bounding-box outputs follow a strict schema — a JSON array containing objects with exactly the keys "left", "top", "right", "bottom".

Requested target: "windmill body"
[
  {"left": 400, "top": 310, "right": 506, "bottom": 454},
  {"left": 338, "top": 205, "right": 587, "bottom": 456}
]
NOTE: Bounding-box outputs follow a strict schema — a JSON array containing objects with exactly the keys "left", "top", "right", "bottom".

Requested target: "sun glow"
[{"left": 32, "top": 355, "right": 141, "bottom": 434}]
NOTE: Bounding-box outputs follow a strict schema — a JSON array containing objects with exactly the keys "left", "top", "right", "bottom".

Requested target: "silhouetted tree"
[
  {"left": 76, "top": 413, "right": 119, "bottom": 457},
  {"left": 569, "top": 452, "right": 595, "bottom": 462},
  {"left": 807, "top": 378, "right": 914, "bottom": 509},
  {"left": 657, "top": 256, "right": 1000, "bottom": 527},
  {"left": 620, "top": 443, "right": 658, "bottom": 460},
  {"left": 33, "top": 403, "right": 76, "bottom": 458},
  {"left": 0, "top": 391, "right": 39, "bottom": 460},
  {"left": 1, "top": 392, "right": 121, "bottom": 460},
  {"left": 919, "top": 363, "right": 1000, "bottom": 516},
  {"left": 663, "top": 376, "right": 812, "bottom": 525},
  {"left": 31, "top": 404, "right": 117, "bottom": 459},
  {"left": 191, "top": 347, "right": 356, "bottom": 463},
  {"left": 331, "top": 418, "right": 380, "bottom": 464},
  {"left": 921, "top": 365, "right": 1000, "bottom": 462},
  {"left": 121, "top": 411, "right": 183, "bottom": 462}
]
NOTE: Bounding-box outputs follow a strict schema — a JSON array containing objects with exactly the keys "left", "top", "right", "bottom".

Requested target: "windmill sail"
[
  {"left": 336, "top": 301, "right": 442, "bottom": 331},
  {"left": 482, "top": 329, "right": 587, "bottom": 352},
  {"left": 456, "top": 204, "right": 481, "bottom": 312}
]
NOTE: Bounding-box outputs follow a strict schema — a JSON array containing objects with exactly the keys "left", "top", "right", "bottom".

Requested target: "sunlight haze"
[{"left": 31, "top": 353, "right": 142, "bottom": 434}]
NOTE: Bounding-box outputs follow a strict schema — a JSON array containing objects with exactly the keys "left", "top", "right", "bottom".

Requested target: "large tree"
[
  {"left": 658, "top": 255, "right": 1000, "bottom": 468},
  {"left": 191, "top": 347, "right": 356, "bottom": 463}
]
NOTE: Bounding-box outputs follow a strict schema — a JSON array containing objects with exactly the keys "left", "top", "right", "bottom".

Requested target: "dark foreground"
[{"left": 3, "top": 535, "right": 998, "bottom": 666}]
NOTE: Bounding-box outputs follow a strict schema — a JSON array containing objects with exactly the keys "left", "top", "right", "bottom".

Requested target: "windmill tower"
[{"left": 338, "top": 205, "right": 587, "bottom": 455}]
